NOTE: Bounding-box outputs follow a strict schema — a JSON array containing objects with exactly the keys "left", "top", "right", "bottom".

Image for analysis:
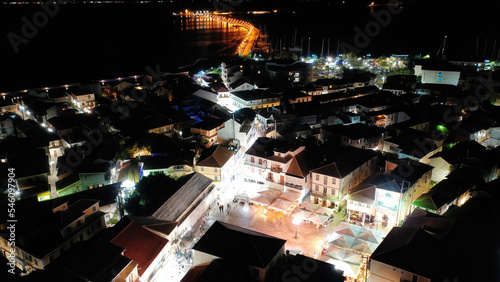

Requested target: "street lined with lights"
[{"left": 179, "top": 10, "right": 259, "bottom": 57}]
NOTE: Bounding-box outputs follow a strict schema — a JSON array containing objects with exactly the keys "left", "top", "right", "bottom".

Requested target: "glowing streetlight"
[{"left": 293, "top": 217, "right": 301, "bottom": 239}]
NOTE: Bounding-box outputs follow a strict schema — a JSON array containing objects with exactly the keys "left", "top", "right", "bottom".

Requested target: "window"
[
  {"left": 23, "top": 252, "right": 32, "bottom": 262},
  {"left": 201, "top": 167, "right": 204, "bottom": 171},
  {"left": 316, "top": 174, "right": 319, "bottom": 181},
  {"left": 79, "top": 234, "right": 84, "bottom": 241},
  {"left": 92, "top": 206, "right": 96, "bottom": 212},
  {"left": 251, "top": 156, "right": 255, "bottom": 163},
  {"left": 87, "top": 225, "right": 94, "bottom": 236},
  {"left": 425, "top": 174, "right": 428, "bottom": 183},
  {"left": 315, "top": 185, "right": 319, "bottom": 192},
  {"left": 323, "top": 187, "right": 328, "bottom": 196},
  {"left": 214, "top": 168, "right": 218, "bottom": 172},
  {"left": 324, "top": 177, "right": 328, "bottom": 185},
  {"left": 214, "top": 176, "right": 218, "bottom": 181},
  {"left": 332, "top": 178, "right": 336, "bottom": 185}
]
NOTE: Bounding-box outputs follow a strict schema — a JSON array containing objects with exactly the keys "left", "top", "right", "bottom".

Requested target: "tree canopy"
[{"left": 124, "top": 174, "right": 177, "bottom": 216}]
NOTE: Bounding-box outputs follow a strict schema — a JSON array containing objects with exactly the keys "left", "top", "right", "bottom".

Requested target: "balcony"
[
  {"left": 244, "top": 160, "right": 266, "bottom": 169},
  {"left": 265, "top": 179, "right": 284, "bottom": 190},
  {"left": 266, "top": 178, "right": 284, "bottom": 185},
  {"left": 285, "top": 182, "right": 303, "bottom": 190},
  {"left": 270, "top": 167, "right": 282, "bottom": 173}
]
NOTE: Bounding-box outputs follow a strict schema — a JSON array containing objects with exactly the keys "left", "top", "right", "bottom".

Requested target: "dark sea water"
[
  {"left": 0, "top": 4, "right": 247, "bottom": 91},
  {"left": 0, "top": 1, "right": 498, "bottom": 92}
]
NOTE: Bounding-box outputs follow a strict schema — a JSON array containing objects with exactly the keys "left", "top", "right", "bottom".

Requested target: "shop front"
[{"left": 310, "top": 194, "right": 338, "bottom": 210}]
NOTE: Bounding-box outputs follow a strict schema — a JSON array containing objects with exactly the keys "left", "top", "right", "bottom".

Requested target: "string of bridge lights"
[{"left": 180, "top": 10, "right": 257, "bottom": 57}]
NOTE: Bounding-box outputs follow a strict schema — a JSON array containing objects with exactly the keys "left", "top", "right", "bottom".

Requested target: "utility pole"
[
  {"left": 336, "top": 39, "right": 340, "bottom": 57},
  {"left": 293, "top": 29, "right": 297, "bottom": 47},
  {"left": 321, "top": 37, "right": 324, "bottom": 57},
  {"left": 308, "top": 37, "right": 311, "bottom": 57},
  {"left": 327, "top": 37, "right": 330, "bottom": 57},
  {"left": 483, "top": 38, "right": 488, "bottom": 59},
  {"left": 300, "top": 37, "right": 303, "bottom": 57},
  {"left": 491, "top": 39, "right": 497, "bottom": 60}
]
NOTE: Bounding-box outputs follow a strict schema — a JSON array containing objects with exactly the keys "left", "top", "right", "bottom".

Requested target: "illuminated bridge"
[{"left": 178, "top": 10, "right": 260, "bottom": 57}]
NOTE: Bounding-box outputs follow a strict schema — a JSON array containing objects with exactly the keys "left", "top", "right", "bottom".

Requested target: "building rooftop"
[
  {"left": 192, "top": 221, "right": 286, "bottom": 269},
  {"left": 245, "top": 137, "right": 290, "bottom": 159},
  {"left": 371, "top": 226, "right": 444, "bottom": 279},
  {"left": 286, "top": 150, "right": 324, "bottom": 178},
  {"left": 152, "top": 173, "right": 214, "bottom": 223},
  {"left": 311, "top": 147, "right": 378, "bottom": 179},
  {"left": 339, "top": 123, "right": 386, "bottom": 140},
  {"left": 415, "top": 59, "right": 461, "bottom": 72},
  {"left": 231, "top": 89, "right": 278, "bottom": 101},
  {"left": 110, "top": 218, "right": 168, "bottom": 277},
  {"left": 68, "top": 89, "right": 94, "bottom": 96},
  {"left": 388, "top": 159, "right": 434, "bottom": 189},
  {"left": 196, "top": 145, "right": 235, "bottom": 168},
  {"left": 191, "top": 117, "right": 225, "bottom": 131}
]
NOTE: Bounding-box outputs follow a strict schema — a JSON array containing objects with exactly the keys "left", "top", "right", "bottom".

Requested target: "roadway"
[{"left": 180, "top": 11, "right": 260, "bottom": 57}]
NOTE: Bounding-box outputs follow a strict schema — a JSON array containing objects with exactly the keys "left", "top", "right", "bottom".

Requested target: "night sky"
[{"left": 0, "top": 0, "right": 498, "bottom": 92}]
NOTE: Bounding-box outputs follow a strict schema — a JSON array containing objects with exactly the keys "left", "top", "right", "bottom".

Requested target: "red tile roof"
[{"left": 110, "top": 221, "right": 168, "bottom": 276}]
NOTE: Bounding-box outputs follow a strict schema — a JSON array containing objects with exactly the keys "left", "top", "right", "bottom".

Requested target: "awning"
[{"left": 268, "top": 198, "right": 294, "bottom": 213}]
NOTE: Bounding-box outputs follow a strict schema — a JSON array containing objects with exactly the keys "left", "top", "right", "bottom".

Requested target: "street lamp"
[{"left": 293, "top": 217, "right": 301, "bottom": 239}]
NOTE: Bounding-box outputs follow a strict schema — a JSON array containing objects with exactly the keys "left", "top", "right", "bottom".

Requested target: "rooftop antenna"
[
  {"left": 436, "top": 35, "right": 447, "bottom": 59},
  {"left": 293, "top": 29, "right": 297, "bottom": 47},
  {"left": 321, "top": 37, "right": 324, "bottom": 57},
  {"left": 491, "top": 39, "right": 497, "bottom": 60},
  {"left": 482, "top": 38, "right": 488, "bottom": 59},
  {"left": 475, "top": 37, "right": 480, "bottom": 58},
  {"left": 308, "top": 37, "right": 311, "bottom": 57},
  {"left": 300, "top": 37, "right": 303, "bottom": 56},
  {"left": 327, "top": 37, "right": 331, "bottom": 57}
]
